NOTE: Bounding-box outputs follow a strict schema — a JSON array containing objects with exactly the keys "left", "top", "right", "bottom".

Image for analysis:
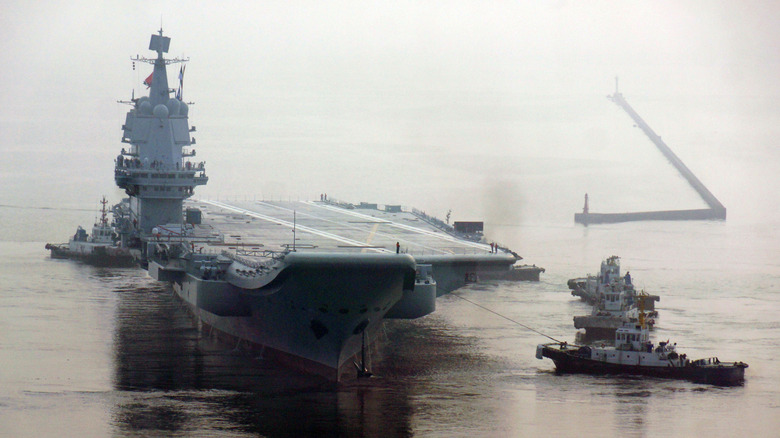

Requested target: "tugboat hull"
[
  {"left": 45, "top": 243, "right": 136, "bottom": 267},
  {"left": 538, "top": 344, "right": 747, "bottom": 386},
  {"left": 478, "top": 265, "right": 545, "bottom": 281}
]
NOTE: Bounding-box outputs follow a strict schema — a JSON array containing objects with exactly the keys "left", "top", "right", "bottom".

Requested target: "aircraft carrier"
[{"left": 65, "top": 30, "right": 543, "bottom": 381}]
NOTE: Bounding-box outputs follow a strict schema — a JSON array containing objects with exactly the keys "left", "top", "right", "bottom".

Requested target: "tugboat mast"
[{"left": 99, "top": 196, "right": 109, "bottom": 226}]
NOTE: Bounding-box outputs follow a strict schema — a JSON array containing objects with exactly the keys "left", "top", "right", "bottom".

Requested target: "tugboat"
[
  {"left": 573, "top": 288, "right": 656, "bottom": 340},
  {"left": 568, "top": 255, "right": 660, "bottom": 310},
  {"left": 45, "top": 197, "right": 135, "bottom": 267},
  {"left": 536, "top": 312, "right": 748, "bottom": 386}
]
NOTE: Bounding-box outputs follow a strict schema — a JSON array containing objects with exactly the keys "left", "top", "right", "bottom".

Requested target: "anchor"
[{"left": 353, "top": 320, "right": 373, "bottom": 378}]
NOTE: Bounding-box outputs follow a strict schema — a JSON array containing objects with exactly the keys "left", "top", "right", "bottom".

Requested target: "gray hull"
[
  {"left": 170, "top": 252, "right": 416, "bottom": 381},
  {"left": 415, "top": 254, "right": 519, "bottom": 296}
]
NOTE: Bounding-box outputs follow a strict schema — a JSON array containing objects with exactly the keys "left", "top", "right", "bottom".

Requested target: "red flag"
[{"left": 143, "top": 72, "right": 153, "bottom": 87}]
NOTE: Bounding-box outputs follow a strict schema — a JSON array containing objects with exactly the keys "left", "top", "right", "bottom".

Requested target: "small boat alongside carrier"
[{"left": 45, "top": 197, "right": 135, "bottom": 267}]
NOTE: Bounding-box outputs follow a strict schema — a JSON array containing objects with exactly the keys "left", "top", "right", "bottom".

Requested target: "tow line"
[{"left": 450, "top": 293, "right": 564, "bottom": 344}]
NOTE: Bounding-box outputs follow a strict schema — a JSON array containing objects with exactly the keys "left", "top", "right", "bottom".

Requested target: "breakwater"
[{"left": 576, "top": 85, "right": 726, "bottom": 224}]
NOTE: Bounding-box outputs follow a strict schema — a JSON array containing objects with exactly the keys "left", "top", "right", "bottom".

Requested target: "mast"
[
  {"left": 100, "top": 196, "right": 108, "bottom": 226},
  {"left": 637, "top": 290, "right": 647, "bottom": 329},
  {"left": 148, "top": 29, "right": 171, "bottom": 107}
]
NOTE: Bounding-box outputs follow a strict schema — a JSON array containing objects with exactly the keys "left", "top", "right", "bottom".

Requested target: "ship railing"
[
  {"left": 221, "top": 249, "right": 282, "bottom": 269},
  {"left": 115, "top": 159, "right": 206, "bottom": 173},
  {"left": 320, "top": 197, "right": 356, "bottom": 209},
  {"left": 234, "top": 248, "right": 286, "bottom": 260},
  {"left": 410, "top": 208, "right": 455, "bottom": 233},
  {"left": 692, "top": 357, "right": 721, "bottom": 366},
  {"left": 403, "top": 246, "right": 493, "bottom": 256},
  {"left": 186, "top": 247, "right": 223, "bottom": 258},
  {"left": 114, "top": 167, "right": 208, "bottom": 184},
  {"left": 114, "top": 167, "right": 207, "bottom": 177}
]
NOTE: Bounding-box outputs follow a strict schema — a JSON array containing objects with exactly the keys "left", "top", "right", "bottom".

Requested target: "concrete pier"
[
  {"left": 575, "top": 208, "right": 723, "bottom": 224},
  {"left": 576, "top": 84, "right": 726, "bottom": 225}
]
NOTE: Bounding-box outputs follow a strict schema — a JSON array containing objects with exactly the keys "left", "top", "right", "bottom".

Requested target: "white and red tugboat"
[
  {"left": 537, "top": 312, "right": 748, "bottom": 386},
  {"left": 45, "top": 197, "right": 135, "bottom": 267}
]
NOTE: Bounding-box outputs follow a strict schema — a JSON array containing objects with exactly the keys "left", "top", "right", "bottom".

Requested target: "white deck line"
[
  {"left": 254, "top": 201, "right": 453, "bottom": 255},
  {"left": 201, "top": 200, "right": 392, "bottom": 253},
  {"left": 306, "top": 201, "right": 491, "bottom": 252}
]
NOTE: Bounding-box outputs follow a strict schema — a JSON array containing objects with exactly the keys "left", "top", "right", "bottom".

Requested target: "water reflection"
[
  {"left": 110, "top": 278, "right": 415, "bottom": 436},
  {"left": 612, "top": 379, "right": 650, "bottom": 435}
]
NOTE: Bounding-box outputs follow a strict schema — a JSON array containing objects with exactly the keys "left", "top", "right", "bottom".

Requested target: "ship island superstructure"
[
  {"left": 107, "top": 30, "right": 540, "bottom": 381},
  {"left": 114, "top": 30, "right": 207, "bottom": 243}
]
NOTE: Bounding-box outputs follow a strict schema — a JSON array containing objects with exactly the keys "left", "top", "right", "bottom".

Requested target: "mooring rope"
[{"left": 450, "top": 293, "right": 564, "bottom": 344}]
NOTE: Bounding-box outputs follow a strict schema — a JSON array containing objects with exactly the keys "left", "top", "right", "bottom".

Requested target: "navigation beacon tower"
[{"left": 114, "top": 30, "right": 208, "bottom": 247}]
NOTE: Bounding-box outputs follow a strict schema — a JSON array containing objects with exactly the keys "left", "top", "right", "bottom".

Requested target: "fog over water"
[
  {"left": 3, "top": 1, "right": 779, "bottom": 233},
  {"left": 1, "top": 1, "right": 779, "bottom": 436}
]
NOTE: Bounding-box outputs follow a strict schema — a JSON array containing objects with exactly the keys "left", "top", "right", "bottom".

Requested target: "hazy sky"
[
  {"left": 2, "top": 1, "right": 778, "bottom": 224},
  {"left": 3, "top": 1, "right": 778, "bottom": 110}
]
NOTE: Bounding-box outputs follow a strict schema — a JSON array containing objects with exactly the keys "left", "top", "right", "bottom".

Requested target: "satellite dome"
[
  {"left": 139, "top": 100, "right": 152, "bottom": 115},
  {"left": 179, "top": 101, "right": 189, "bottom": 116},
  {"left": 166, "top": 98, "right": 180, "bottom": 116},
  {"left": 153, "top": 104, "right": 169, "bottom": 119}
]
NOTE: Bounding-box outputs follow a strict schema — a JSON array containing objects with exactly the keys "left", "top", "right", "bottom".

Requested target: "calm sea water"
[
  {"left": 1, "top": 90, "right": 779, "bottom": 437},
  {"left": 1, "top": 222, "right": 778, "bottom": 437}
]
